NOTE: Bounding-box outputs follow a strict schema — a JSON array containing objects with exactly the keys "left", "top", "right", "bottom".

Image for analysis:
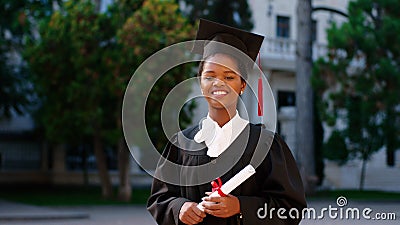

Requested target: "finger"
[
  {"left": 188, "top": 209, "right": 205, "bottom": 223},
  {"left": 205, "top": 208, "right": 229, "bottom": 219},
  {"left": 203, "top": 208, "right": 212, "bottom": 215},
  {"left": 204, "top": 208, "right": 221, "bottom": 215},
  {"left": 185, "top": 212, "right": 200, "bottom": 225},
  {"left": 202, "top": 202, "right": 223, "bottom": 210},
  {"left": 192, "top": 205, "right": 207, "bottom": 218},
  {"left": 204, "top": 196, "right": 223, "bottom": 203},
  {"left": 183, "top": 216, "right": 196, "bottom": 225},
  {"left": 180, "top": 215, "right": 192, "bottom": 225}
]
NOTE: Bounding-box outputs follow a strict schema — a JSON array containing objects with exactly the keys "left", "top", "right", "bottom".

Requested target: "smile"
[{"left": 212, "top": 91, "right": 228, "bottom": 95}]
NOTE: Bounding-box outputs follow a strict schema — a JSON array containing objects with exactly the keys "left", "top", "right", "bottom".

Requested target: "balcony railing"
[{"left": 261, "top": 37, "right": 328, "bottom": 61}]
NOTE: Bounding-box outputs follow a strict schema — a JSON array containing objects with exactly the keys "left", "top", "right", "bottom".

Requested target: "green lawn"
[
  {"left": 308, "top": 189, "right": 400, "bottom": 201},
  {"left": 1, "top": 185, "right": 400, "bottom": 206},
  {"left": 0, "top": 185, "right": 151, "bottom": 206}
]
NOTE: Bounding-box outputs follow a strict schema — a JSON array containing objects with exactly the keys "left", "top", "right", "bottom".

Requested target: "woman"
[{"left": 147, "top": 19, "right": 306, "bottom": 225}]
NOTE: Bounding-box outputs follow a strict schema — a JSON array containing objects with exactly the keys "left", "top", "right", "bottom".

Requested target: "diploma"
[{"left": 197, "top": 164, "right": 256, "bottom": 211}]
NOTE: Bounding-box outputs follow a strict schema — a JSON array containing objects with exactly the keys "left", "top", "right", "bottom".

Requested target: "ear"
[{"left": 241, "top": 80, "right": 247, "bottom": 91}]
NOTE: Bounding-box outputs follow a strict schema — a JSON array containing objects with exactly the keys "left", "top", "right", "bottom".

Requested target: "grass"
[
  {"left": 1, "top": 185, "right": 400, "bottom": 206},
  {"left": 308, "top": 189, "right": 400, "bottom": 201},
  {"left": 0, "top": 184, "right": 151, "bottom": 206}
]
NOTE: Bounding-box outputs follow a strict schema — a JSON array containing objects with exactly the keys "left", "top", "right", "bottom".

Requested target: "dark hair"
[{"left": 197, "top": 54, "right": 248, "bottom": 83}]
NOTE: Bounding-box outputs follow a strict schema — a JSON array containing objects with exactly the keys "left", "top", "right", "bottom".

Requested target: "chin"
[{"left": 209, "top": 101, "right": 236, "bottom": 111}]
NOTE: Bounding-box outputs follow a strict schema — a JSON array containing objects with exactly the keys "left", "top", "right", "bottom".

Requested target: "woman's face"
[{"left": 200, "top": 54, "right": 246, "bottom": 111}]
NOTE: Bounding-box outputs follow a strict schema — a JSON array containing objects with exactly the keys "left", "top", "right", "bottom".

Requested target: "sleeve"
[
  {"left": 146, "top": 139, "right": 190, "bottom": 225},
  {"left": 237, "top": 134, "right": 307, "bottom": 225}
]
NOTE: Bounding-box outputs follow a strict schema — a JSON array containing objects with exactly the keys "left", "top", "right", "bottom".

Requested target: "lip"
[{"left": 209, "top": 89, "right": 229, "bottom": 98}]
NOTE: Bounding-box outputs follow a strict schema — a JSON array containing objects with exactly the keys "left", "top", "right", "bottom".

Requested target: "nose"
[{"left": 212, "top": 78, "right": 225, "bottom": 86}]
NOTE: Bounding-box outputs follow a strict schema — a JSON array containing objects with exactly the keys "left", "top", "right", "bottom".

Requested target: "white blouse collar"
[{"left": 194, "top": 111, "right": 249, "bottom": 157}]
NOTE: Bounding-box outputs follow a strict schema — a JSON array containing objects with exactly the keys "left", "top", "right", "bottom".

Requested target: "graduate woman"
[{"left": 147, "top": 19, "right": 307, "bottom": 225}]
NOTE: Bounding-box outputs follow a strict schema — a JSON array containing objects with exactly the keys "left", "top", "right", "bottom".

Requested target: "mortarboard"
[
  {"left": 193, "top": 19, "right": 266, "bottom": 116},
  {"left": 193, "top": 19, "right": 264, "bottom": 66}
]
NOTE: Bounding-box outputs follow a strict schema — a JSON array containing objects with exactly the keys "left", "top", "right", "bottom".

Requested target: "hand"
[
  {"left": 201, "top": 193, "right": 241, "bottom": 218},
  {"left": 179, "top": 202, "right": 206, "bottom": 225}
]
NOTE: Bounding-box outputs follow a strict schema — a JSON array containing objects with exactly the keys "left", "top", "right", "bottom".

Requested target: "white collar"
[{"left": 194, "top": 111, "right": 249, "bottom": 157}]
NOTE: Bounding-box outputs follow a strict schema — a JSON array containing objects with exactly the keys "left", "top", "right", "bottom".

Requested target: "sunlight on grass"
[
  {"left": 309, "top": 189, "right": 400, "bottom": 201},
  {"left": 0, "top": 185, "right": 150, "bottom": 206},
  {"left": 1, "top": 185, "right": 400, "bottom": 206}
]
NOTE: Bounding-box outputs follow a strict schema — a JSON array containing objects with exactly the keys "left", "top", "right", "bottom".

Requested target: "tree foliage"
[
  {"left": 312, "top": 0, "right": 400, "bottom": 189},
  {"left": 118, "top": 0, "right": 195, "bottom": 150},
  {"left": 0, "top": 0, "right": 60, "bottom": 120},
  {"left": 25, "top": 0, "right": 195, "bottom": 197},
  {"left": 26, "top": 0, "right": 114, "bottom": 143},
  {"left": 179, "top": 0, "right": 253, "bottom": 30}
]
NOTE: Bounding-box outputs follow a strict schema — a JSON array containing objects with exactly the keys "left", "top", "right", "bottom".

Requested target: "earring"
[{"left": 240, "top": 90, "right": 244, "bottom": 95}]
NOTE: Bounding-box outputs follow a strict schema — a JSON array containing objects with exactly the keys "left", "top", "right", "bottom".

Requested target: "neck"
[{"left": 208, "top": 107, "right": 237, "bottom": 127}]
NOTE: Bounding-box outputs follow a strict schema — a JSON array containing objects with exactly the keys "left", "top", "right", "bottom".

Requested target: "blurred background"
[{"left": 0, "top": 0, "right": 399, "bottom": 224}]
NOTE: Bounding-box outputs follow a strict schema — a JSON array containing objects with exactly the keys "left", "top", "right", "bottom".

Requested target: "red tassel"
[
  {"left": 258, "top": 77, "right": 263, "bottom": 116},
  {"left": 257, "top": 53, "right": 263, "bottom": 116}
]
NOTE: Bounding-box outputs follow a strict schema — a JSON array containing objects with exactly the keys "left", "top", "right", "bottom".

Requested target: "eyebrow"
[{"left": 202, "top": 70, "right": 238, "bottom": 74}]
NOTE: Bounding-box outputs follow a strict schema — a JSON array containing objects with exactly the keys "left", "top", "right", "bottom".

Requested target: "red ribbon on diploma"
[{"left": 211, "top": 178, "right": 226, "bottom": 197}]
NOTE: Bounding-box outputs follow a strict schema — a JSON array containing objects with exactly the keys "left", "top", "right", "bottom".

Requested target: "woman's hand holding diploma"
[
  {"left": 179, "top": 202, "right": 206, "bottom": 225},
  {"left": 201, "top": 193, "right": 241, "bottom": 218}
]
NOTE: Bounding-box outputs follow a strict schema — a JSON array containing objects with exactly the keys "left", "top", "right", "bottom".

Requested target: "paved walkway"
[{"left": 0, "top": 199, "right": 398, "bottom": 225}]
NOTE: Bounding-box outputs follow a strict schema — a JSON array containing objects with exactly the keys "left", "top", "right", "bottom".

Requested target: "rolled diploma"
[{"left": 197, "top": 164, "right": 256, "bottom": 211}]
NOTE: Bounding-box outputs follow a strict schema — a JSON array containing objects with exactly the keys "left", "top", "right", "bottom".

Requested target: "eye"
[
  {"left": 225, "top": 76, "right": 235, "bottom": 80},
  {"left": 203, "top": 76, "right": 215, "bottom": 81}
]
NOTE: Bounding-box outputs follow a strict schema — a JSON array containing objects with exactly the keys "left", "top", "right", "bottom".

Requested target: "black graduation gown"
[{"left": 147, "top": 123, "right": 307, "bottom": 225}]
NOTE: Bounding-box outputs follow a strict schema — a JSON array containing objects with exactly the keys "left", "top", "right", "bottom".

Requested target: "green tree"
[
  {"left": 117, "top": 0, "right": 195, "bottom": 151},
  {"left": 312, "top": 0, "right": 400, "bottom": 190},
  {"left": 108, "top": 0, "right": 195, "bottom": 201},
  {"left": 103, "top": 0, "right": 145, "bottom": 202},
  {"left": 0, "top": 0, "right": 59, "bottom": 119},
  {"left": 26, "top": 0, "right": 118, "bottom": 198},
  {"left": 178, "top": 0, "right": 253, "bottom": 30},
  {"left": 26, "top": 0, "right": 195, "bottom": 200}
]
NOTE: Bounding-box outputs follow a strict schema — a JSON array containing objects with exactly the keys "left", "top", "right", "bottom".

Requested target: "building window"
[
  {"left": 66, "top": 144, "right": 117, "bottom": 171},
  {"left": 312, "top": 20, "right": 317, "bottom": 42},
  {"left": 278, "top": 90, "right": 296, "bottom": 109},
  {"left": 276, "top": 16, "right": 290, "bottom": 38}
]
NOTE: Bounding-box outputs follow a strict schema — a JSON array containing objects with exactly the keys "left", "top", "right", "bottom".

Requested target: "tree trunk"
[
  {"left": 118, "top": 137, "right": 132, "bottom": 202},
  {"left": 359, "top": 156, "right": 367, "bottom": 190},
  {"left": 385, "top": 108, "right": 396, "bottom": 167},
  {"left": 82, "top": 146, "right": 89, "bottom": 186},
  {"left": 93, "top": 0, "right": 102, "bottom": 12},
  {"left": 296, "top": 0, "right": 316, "bottom": 194},
  {"left": 93, "top": 131, "right": 113, "bottom": 199}
]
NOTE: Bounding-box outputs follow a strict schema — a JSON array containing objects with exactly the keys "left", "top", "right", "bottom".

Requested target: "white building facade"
[
  {"left": 245, "top": 0, "right": 400, "bottom": 191},
  {"left": 1, "top": 0, "right": 399, "bottom": 191}
]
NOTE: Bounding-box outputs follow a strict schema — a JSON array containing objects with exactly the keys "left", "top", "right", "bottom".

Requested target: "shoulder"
[
  {"left": 248, "top": 123, "right": 276, "bottom": 142},
  {"left": 167, "top": 125, "right": 199, "bottom": 143},
  {"left": 179, "top": 124, "right": 200, "bottom": 140},
  {"left": 171, "top": 125, "right": 205, "bottom": 152},
  {"left": 248, "top": 123, "right": 292, "bottom": 157},
  {"left": 249, "top": 123, "right": 287, "bottom": 142}
]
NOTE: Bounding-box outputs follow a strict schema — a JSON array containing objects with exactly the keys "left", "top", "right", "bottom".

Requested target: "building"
[
  {"left": 1, "top": 0, "right": 399, "bottom": 191},
  {"left": 191, "top": 0, "right": 400, "bottom": 191},
  {"left": 247, "top": 0, "right": 400, "bottom": 191}
]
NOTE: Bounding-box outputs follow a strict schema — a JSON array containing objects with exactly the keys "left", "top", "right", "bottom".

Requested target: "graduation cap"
[
  {"left": 193, "top": 19, "right": 266, "bottom": 116},
  {"left": 193, "top": 19, "right": 264, "bottom": 67}
]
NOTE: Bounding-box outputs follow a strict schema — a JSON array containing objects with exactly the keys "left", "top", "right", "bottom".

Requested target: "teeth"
[{"left": 212, "top": 91, "right": 227, "bottom": 95}]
